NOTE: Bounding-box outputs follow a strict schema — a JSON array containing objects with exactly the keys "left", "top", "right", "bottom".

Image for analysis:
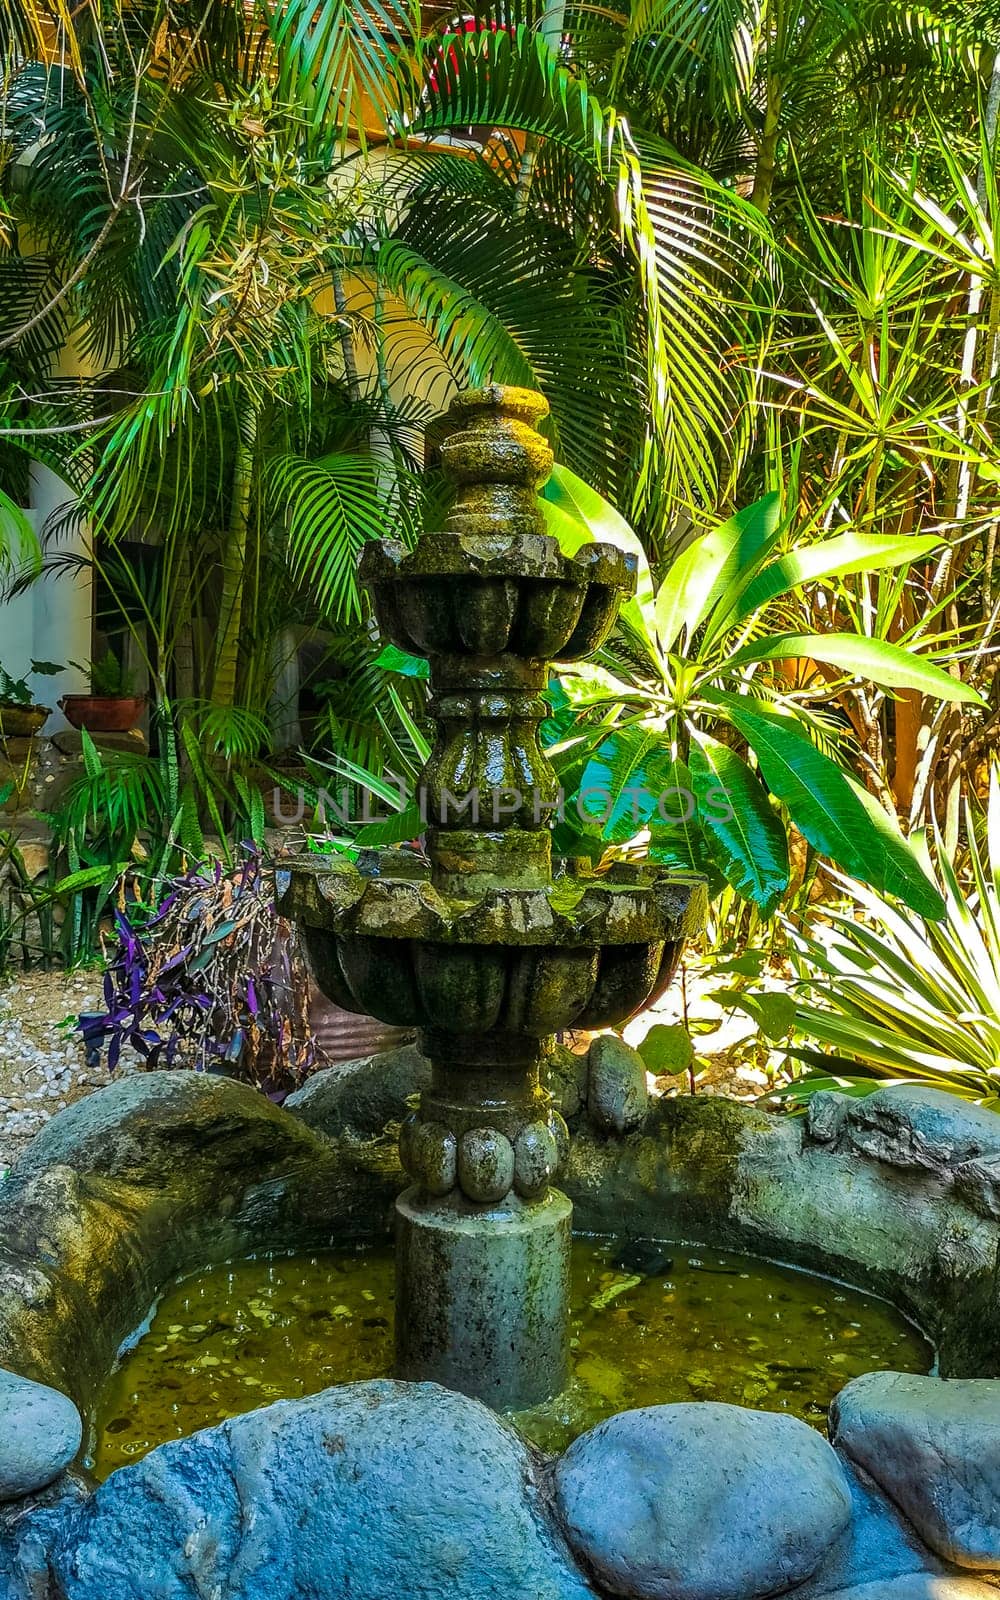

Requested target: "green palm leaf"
[
  {"left": 266, "top": 0, "right": 419, "bottom": 151},
  {"left": 269, "top": 452, "right": 411, "bottom": 623}
]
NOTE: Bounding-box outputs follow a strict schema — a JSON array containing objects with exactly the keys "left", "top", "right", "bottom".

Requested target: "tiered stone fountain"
[
  {"left": 283, "top": 384, "right": 706, "bottom": 1408},
  {"left": 5, "top": 384, "right": 1000, "bottom": 1600}
]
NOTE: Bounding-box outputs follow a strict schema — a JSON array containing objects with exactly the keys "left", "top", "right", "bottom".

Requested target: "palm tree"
[
  {"left": 2, "top": 0, "right": 993, "bottom": 795},
  {"left": 0, "top": 0, "right": 774, "bottom": 710}
]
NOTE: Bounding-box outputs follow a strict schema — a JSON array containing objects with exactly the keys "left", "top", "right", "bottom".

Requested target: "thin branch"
[
  {"left": 0, "top": 416, "right": 116, "bottom": 436},
  {"left": 0, "top": 202, "right": 126, "bottom": 352}
]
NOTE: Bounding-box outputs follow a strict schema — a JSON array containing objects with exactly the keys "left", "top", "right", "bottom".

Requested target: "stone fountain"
[
  {"left": 282, "top": 384, "right": 705, "bottom": 1408},
  {"left": 5, "top": 386, "right": 1000, "bottom": 1600}
]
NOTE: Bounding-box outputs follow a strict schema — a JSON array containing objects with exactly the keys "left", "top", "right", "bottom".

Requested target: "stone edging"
[{"left": 0, "top": 1055, "right": 998, "bottom": 1599}]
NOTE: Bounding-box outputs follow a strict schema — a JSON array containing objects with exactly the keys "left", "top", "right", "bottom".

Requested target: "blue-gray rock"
[
  {"left": 554, "top": 1402, "right": 852, "bottom": 1600},
  {"left": 818, "top": 1580, "right": 998, "bottom": 1599},
  {"left": 789, "top": 1457, "right": 947, "bottom": 1598},
  {"left": 830, "top": 1371, "right": 1000, "bottom": 1570},
  {"left": 586, "top": 1035, "right": 648, "bottom": 1134},
  {"left": 808, "top": 1085, "right": 1000, "bottom": 1174},
  {"left": 1, "top": 1477, "right": 87, "bottom": 1599},
  {"left": 52, "top": 1380, "right": 595, "bottom": 1600},
  {"left": 0, "top": 1369, "right": 81, "bottom": 1501}
]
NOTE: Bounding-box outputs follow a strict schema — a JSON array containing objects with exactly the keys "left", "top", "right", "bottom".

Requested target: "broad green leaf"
[
  {"left": 374, "top": 644, "right": 430, "bottom": 679},
  {"left": 689, "top": 734, "right": 789, "bottom": 916},
  {"left": 552, "top": 663, "right": 635, "bottom": 709},
  {"left": 541, "top": 464, "right": 646, "bottom": 567},
  {"left": 646, "top": 757, "right": 726, "bottom": 893},
  {"left": 637, "top": 1023, "right": 694, "bottom": 1076},
  {"left": 714, "top": 694, "right": 943, "bottom": 918},
  {"left": 713, "top": 987, "right": 796, "bottom": 1040},
  {"left": 727, "top": 634, "right": 984, "bottom": 705},
  {"left": 540, "top": 464, "right": 656, "bottom": 654},
  {"left": 356, "top": 801, "right": 423, "bottom": 846},
  {"left": 710, "top": 951, "right": 766, "bottom": 978},
  {"left": 576, "top": 728, "right": 673, "bottom": 846},
  {"left": 845, "top": 775, "right": 946, "bottom": 920},
  {"left": 717, "top": 532, "right": 942, "bottom": 638},
  {"left": 653, "top": 494, "right": 780, "bottom": 655},
  {"left": 538, "top": 497, "right": 597, "bottom": 556}
]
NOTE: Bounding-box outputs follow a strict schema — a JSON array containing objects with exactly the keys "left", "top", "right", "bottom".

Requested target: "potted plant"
[
  {"left": 60, "top": 649, "right": 145, "bottom": 734},
  {"left": 0, "top": 660, "right": 63, "bottom": 737}
]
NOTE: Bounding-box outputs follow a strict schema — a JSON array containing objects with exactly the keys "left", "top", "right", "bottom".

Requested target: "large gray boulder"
[
  {"left": 285, "top": 1044, "right": 430, "bottom": 1139},
  {"left": 0, "top": 1369, "right": 81, "bottom": 1501},
  {"left": 52, "top": 1381, "right": 594, "bottom": 1600},
  {"left": 13, "top": 1069, "right": 326, "bottom": 1187},
  {"left": 830, "top": 1371, "right": 1000, "bottom": 1570},
  {"left": 553, "top": 1402, "right": 852, "bottom": 1600}
]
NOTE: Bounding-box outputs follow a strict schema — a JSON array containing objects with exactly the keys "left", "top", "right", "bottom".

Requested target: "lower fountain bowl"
[
  {"left": 282, "top": 856, "right": 708, "bottom": 1035},
  {"left": 303, "top": 926, "right": 685, "bottom": 1034}
]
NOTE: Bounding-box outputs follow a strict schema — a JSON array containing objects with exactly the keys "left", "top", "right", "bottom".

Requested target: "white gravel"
[{"left": 0, "top": 969, "right": 118, "bottom": 1176}]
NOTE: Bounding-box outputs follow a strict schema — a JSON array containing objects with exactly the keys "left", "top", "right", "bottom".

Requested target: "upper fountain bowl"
[
  {"left": 360, "top": 535, "right": 635, "bottom": 664},
  {"left": 280, "top": 856, "right": 707, "bottom": 1036},
  {"left": 359, "top": 384, "right": 635, "bottom": 665}
]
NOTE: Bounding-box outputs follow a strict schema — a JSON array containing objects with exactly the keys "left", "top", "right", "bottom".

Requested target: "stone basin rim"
[
  {"left": 1, "top": 1066, "right": 995, "bottom": 1446},
  {"left": 280, "top": 860, "right": 709, "bottom": 947},
  {"left": 360, "top": 531, "right": 637, "bottom": 587}
]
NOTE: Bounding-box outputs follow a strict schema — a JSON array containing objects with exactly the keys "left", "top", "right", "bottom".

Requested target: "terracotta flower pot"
[
  {"left": 60, "top": 694, "right": 146, "bottom": 733},
  {"left": 308, "top": 984, "right": 414, "bottom": 1065},
  {"left": 0, "top": 704, "right": 48, "bottom": 737}
]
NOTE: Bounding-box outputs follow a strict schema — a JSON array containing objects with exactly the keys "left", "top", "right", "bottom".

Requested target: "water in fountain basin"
[{"left": 89, "top": 1239, "right": 932, "bottom": 1478}]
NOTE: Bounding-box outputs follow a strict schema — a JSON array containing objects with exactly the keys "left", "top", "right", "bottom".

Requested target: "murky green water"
[{"left": 89, "top": 1238, "right": 932, "bottom": 1478}]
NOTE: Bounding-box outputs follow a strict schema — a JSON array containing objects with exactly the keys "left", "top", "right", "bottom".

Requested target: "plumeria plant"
[{"left": 536, "top": 467, "right": 982, "bottom": 920}]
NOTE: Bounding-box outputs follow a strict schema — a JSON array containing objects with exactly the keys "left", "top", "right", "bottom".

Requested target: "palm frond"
[
  {"left": 265, "top": 0, "right": 420, "bottom": 151},
  {"left": 268, "top": 450, "right": 416, "bottom": 622}
]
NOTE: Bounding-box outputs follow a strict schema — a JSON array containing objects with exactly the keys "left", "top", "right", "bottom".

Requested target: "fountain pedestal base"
[{"left": 395, "top": 1186, "right": 572, "bottom": 1409}]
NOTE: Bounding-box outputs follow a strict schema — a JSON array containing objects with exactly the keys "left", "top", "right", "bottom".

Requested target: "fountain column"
[
  {"left": 392, "top": 391, "right": 573, "bottom": 1407},
  {"left": 395, "top": 1048, "right": 572, "bottom": 1406},
  {"left": 285, "top": 383, "right": 706, "bottom": 1414}
]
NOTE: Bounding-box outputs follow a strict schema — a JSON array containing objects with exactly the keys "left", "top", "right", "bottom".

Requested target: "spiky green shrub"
[{"left": 779, "top": 775, "right": 1000, "bottom": 1110}]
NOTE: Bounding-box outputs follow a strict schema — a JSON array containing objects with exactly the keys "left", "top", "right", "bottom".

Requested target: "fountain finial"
[{"left": 441, "top": 385, "right": 554, "bottom": 539}]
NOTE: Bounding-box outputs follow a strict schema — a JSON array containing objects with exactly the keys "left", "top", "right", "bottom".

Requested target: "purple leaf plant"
[{"left": 80, "top": 847, "right": 316, "bottom": 1096}]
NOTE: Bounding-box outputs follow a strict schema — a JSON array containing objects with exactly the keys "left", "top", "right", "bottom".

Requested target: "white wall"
[
  {"left": 26, "top": 456, "right": 92, "bottom": 732},
  {"left": 3, "top": 332, "right": 94, "bottom": 732}
]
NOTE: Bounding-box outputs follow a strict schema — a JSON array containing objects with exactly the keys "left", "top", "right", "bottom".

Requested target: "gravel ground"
[{"left": 0, "top": 968, "right": 119, "bottom": 1176}]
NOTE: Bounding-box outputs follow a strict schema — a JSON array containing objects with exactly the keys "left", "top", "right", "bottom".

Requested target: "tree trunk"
[
  {"left": 211, "top": 403, "right": 258, "bottom": 709},
  {"left": 749, "top": 76, "right": 782, "bottom": 214}
]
